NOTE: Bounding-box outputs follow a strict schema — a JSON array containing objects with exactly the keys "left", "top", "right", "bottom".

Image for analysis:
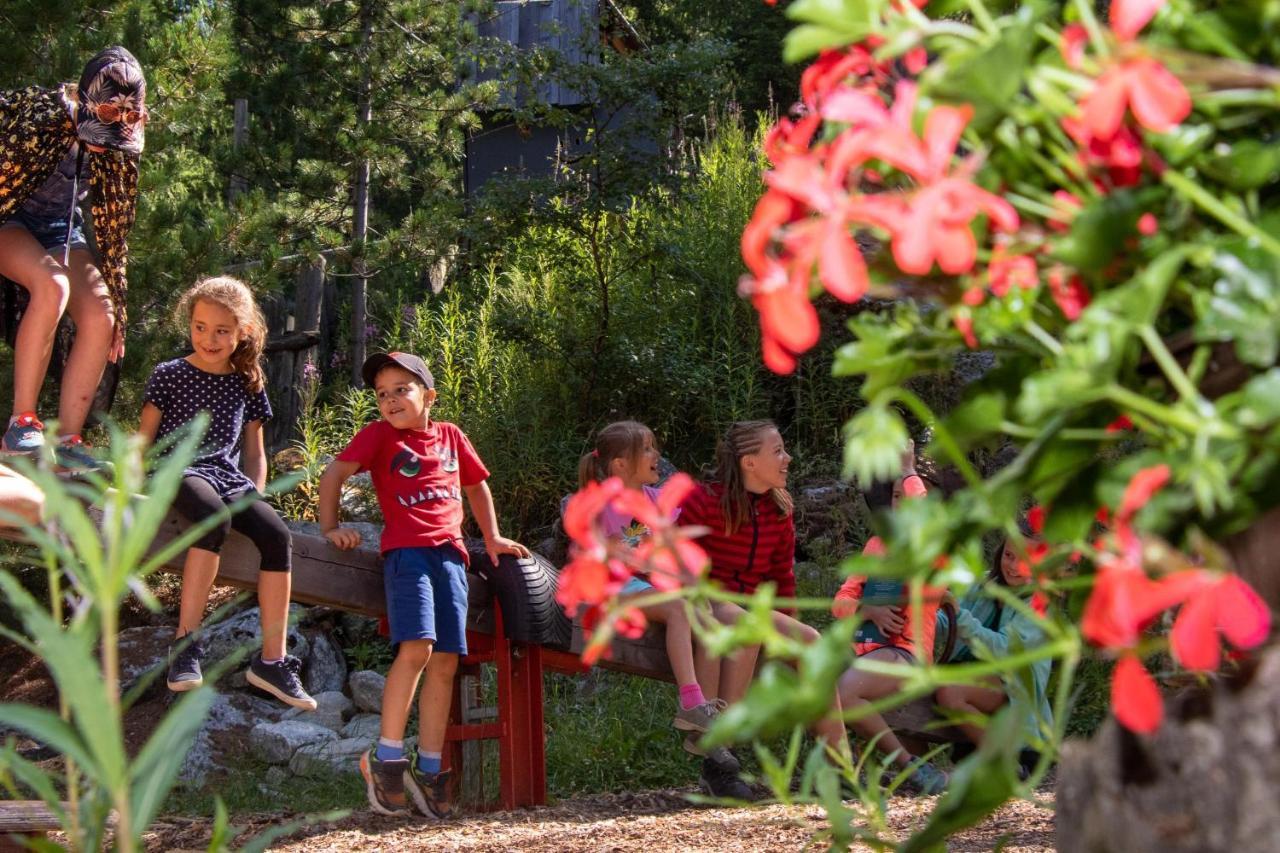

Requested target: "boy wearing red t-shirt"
[{"left": 319, "top": 352, "right": 528, "bottom": 819}]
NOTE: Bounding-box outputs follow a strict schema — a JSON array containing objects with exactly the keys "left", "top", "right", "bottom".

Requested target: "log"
[
  {"left": 0, "top": 801, "right": 60, "bottom": 852},
  {"left": 1057, "top": 646, "right": 1280, "bottom": 852}
]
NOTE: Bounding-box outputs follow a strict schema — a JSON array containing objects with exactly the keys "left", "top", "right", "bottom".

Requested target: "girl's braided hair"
[
  {"left": 578, "top": 420, "right": 655, "bottom": 489},
  {"left": 711, "top": 419, "right": 793, "bottom": 535}
]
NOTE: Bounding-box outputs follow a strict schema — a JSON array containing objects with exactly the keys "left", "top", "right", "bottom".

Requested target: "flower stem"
[
  {"left": 1023, "top": 318, "right": 1065, "bottom": 357},
  {"left": 1072, "top": 0, "right": 1111, "bottom": 60},
  {"left": 965, "top": 0, "right": 997, "bottom": 35},
  {"left": 1163, "top": 170, "right": 1280, "bottom": 260},
  {"left": 1137, "top": 325, "right": 1211, "bottom": 412}
]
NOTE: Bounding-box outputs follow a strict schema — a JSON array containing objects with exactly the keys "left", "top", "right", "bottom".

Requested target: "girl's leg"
[
  {"left": 769, "top": 609, "right": 850, "bottom": 759},
  {"left": 0, "top": 229, "right": 71, "bottom": 420},
  {"left": 837, "top": 647, "right": 915, "bottom": 766},
  {"left": 708, "top": 601, "right": 760, "bottom": 705},
  {"left": 382, "top": 640, "right": 432, "bottom": 742},
  {"left": 935, "top": 681, "right": 1007, "bottom": 745},
  {"left": 417, "top": 651, "right": 459, "bottom": 755},
  {"left": 231, "top": 498, "right": 295, "bottom": 661},
  {"left": 57, "top": 250, "right": 115, "bottom": 437},
  {"left": 622, "top": 594, "right": 699, "bottom": 690},
  {"left": 170, "top": 477, "right": 232, "bottom": 638}
]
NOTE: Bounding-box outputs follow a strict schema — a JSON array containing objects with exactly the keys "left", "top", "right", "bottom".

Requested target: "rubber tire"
[{"left": 466, "top": 539, "right": 572, "bottom": 650}]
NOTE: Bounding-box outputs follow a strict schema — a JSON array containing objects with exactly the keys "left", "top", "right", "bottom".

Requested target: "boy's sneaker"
[
  {"left": 905, "top": 761, "right": 948, "bottom": 796},
  {"left": 246, "top": 654, "right": 318, "bottom": 711},
  {"left": 2, "top": 413, "right": 45, "bottom": 455},
  {"left": 404, "top": 764, "right": 454, "bottom": 819},
  {"left": 699, "top": 754, "right": 756, "bottom": 802},
  {"left": 673, "top": 698, "right": 726, "bottom": 733},
  {"left": 359, "top": 749, "right": 412, "bottom": 816},
  {"left": 54, "top": 435, "right": 110, "bottom": 474},
  {"left": 166, "top": 635, "right": 205, "bottom": 692}
]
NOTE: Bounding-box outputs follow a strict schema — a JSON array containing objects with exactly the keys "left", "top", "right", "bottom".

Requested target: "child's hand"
[
  {"left": 324, "top": 527, "right": 362, "bottom": 550},
  {"left": 863, "top": 604, "right": 907, "bottom": 635},
  {"left": 485, "top": 535, "right": 530, "bottom": 565}
]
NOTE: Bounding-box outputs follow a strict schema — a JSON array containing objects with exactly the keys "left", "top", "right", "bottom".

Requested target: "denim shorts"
[
  {"left": 383, "top": 544, "right": 469, "bottom": 654},
  {"left": 0, "top": 209, "right": 90, "bottom": 256}
]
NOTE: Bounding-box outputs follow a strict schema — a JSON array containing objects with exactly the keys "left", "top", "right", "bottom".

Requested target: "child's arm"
[
  {"left": 462, "top": 481, "right": 530, "bottom": 565},
  {"left": 241, "top": 420, "right": 267, "bottom": 493},
  {"left": 318, "top": 460, "right": 363, "bottom": 550},
  {"left": 138, "top": 402, "right": 162, "bottom": 448}
]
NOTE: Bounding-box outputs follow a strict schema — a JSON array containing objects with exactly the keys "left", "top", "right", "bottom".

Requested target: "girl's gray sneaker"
[
  {"left": 906, "top": 761, "right": 948, "bottom": 796},
  {"left": 247, "top": 654, "right": 318, "bottom": 711},
  {"left": 674, "top": 697, "right": 726, "bottom": 733},
  {"left": 166, "top": 635, "right": 205, "bottom": 692}
]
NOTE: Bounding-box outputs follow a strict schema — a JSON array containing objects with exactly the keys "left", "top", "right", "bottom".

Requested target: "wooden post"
[
  {"left": 264, "top": 259, "right": 326, "bottom": 453},
  {"left": 228, "top": 98, "right": 248, "bottom": 206}
]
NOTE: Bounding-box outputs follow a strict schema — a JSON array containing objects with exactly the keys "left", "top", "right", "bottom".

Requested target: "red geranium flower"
[
  {"left": 1116, "top": 463, "right": 1169, "bottom": 524},
  {"left": 1170, "top": 571, "right": 1271, "bottom": 671},
  {"left": 1047, "top": 266, "right": 1091, "bottom": 320},
  {"left": 1081, "top": 57, "right": 1191, "bottom": 138},
  {"left": 1112, "top": 653, "right": 1163, "bottom": 733}
]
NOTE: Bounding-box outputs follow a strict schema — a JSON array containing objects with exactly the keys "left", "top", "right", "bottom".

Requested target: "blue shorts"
[
  {"left": 384, "top": 544, "right": 469, "bottom": 655},
  {"left": 0, "top": 209, "right": 90, "bottom": 256},
  {"left": 620, "top": 576, "right": 654, "bottom": 596}
]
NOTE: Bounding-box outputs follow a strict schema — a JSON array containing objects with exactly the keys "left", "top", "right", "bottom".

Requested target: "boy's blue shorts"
[{"left": 383, "top": 544, "right": 468, "bottom": 655}]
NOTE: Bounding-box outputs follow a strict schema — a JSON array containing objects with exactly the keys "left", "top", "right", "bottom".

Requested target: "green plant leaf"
[
  {"left": 1201, "top": 139, "right": 1280, "bottom": 191},
  {"left": 130, "top": 685, "right": 217, "bottom": 834},
  {"left": 1051, "top": 190, "right": 1144, "bottom": 272},
  {"left": 842, "top": 403, "right": 910, "bottom": 486},
  {"left": 1233, "top": 369, "right": 1280, "bottom": 430},
  {"left": 0, "top": 704, "right": 98, "bottom": 776},
  {"left": 1192, "top": 247, "right": 1280, "bottom": 367}
]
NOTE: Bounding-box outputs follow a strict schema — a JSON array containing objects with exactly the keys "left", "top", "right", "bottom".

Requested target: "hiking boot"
[
  {"left": 54, "top": 435, "right": 110, "bottom": 474},
  {"left": 359, "top": 749, "right": 412, "bottom": 816},
  {"left": 404, "top": 764, "right": 454, "bottom": 819},
  {"left": 2, "top": 413, "right": 44, "bottom": 456},
  {"left": 246, "top": 654, "right": 318, "bottom": 711},
  {"left": 699, "top": 755, "right": 756, "bottom": 802},
  {"left": 682, "top": 733, "right": 740, "bottom": 772},
  {"left": 673, "top": 698, "right": 725, "bottom": 733},
  {"left": 905, "top": 761, "right": 948, "bottom": 796},
  {"left": 166, "top": 635, "right": 205, "bottom": 692}
]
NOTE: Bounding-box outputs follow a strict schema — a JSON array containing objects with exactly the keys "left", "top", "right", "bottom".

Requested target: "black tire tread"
[{"left": 466, "top": 539, "right": 572, "bottom": 650}]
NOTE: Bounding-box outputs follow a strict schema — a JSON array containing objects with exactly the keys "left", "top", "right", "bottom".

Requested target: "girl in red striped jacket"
[{"left": 679, "top": 420, "right": 848, "bottom": 755}]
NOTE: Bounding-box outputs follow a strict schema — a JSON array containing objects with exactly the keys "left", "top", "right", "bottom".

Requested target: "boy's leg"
[
  {"left": 361, "top": 639, "right": 431, "bottom": 816},
  {"left": 382, "top": 639, "right": 433, "bottom": 743},
  {"left": 415, "top": 651, "right": 459, "bottom": 756},
  {"left": 57, "top": 250, "right": 114, "bottom": 437},
  {"left": 0, "top": 228, "right": 69, "bottom": 433}
]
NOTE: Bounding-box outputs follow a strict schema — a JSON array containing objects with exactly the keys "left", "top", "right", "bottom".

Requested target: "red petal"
[
  {"left": 656, "top": 472, "right": 695, "bottom": 517},
  {"left": 1027, "top": 505, "right": 1046, "bottom": 534},
  {"left": 819, "top": 220, "right": 869, "bottom": 302},
  {"left": 761, "top": 332, "right": 797, "bottom": 374},
  {"left": 1060, "top": 24, "right": 1088, "bottom": 68},
  {"left": 1082, "top": 70, "right": 1130, "bottom": 141},
  {"left": 741, "top": 190, "right": 794, "bottom": 276},
  {"left": 556, "top": 556, "right": 610, "bottom": 612},
  {"left": 922, "top": 105, "right": 972, "bottom": 180},
  {"left": 1111, "top": 0, "right": 1164, "bottom": 42},
  {"left": 756, "top": 286, "right": 820, "bottom": 353},
  {"left": 1127, "top": 59, "right": 1191, "bottom": 134},
  {"left": 891, "top": 203, "right": 936, "bottom": 275},
  {"left": 1112, "top": 655, "right": 1163, "bottom": 733},
  {"left": 904, "top": 46, "right": 928, "bottom": 75},
  {"left": 1117, "top": 464, "right": 1170, "bottom": 522},
  {"left": 935, "top": 222, "right": 978, "bottom": 275},
  {"left": 1216, "top": 574, "right": 1271, "bottom": 650},
  {"left": 1170, "top": 592, "right": 1221, "bottom": 671}
]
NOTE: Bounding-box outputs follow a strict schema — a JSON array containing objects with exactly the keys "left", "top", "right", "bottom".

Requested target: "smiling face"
[
  {"left": 188, "top": 299, "right": 244, "bottom": 373},
  {"left": 612, "top": 431, "right": 660, "bottom": 490},
  {"left": 740, "top": 427, "right": 791, "bottom": 493},
  {"left": 375, "top": 365, "right": 435, "bottom": 431},
  {"left": 999, "top": 539, "right": 1036, "bottom": 587}
]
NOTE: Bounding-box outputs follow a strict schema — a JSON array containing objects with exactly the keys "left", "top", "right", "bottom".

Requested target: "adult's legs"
[
  {"left": 0, "top": 229, "right": 70, "bottom": 420},
  {"left": 935, "top": 681, "right": 1007, "bottom": 745},
  {"left": 58, "top": 249, "right": 116, "bottom": 437},
  {"left": 706, "top": 600, "right": 760, "bottom": 705},
  {"left": 837, "top": 646, "right": 917, "bottom": 767}
]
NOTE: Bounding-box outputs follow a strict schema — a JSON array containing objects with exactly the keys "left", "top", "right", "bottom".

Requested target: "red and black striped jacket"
[{"left": 677, "top": 481, "right": 797, "bottom": 600}]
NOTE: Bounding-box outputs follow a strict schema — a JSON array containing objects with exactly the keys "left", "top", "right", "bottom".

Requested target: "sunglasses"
[{"left": 88, "top": 102, "right": 148, "bottom": 125}]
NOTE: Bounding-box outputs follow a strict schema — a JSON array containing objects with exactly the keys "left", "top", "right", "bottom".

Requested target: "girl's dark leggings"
[{"left": 171, "top": 475, "right": 292, "bottom": 572}]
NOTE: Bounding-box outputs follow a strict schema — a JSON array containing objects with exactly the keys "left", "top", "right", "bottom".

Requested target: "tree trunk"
[
  {"left": 350, "top": 2, "right": 374, "bottom": 387},
  {"left": 1057, "top": 645, "right": 1280, "bottom": 852}
]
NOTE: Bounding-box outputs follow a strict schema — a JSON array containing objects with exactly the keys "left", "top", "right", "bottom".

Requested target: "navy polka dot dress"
[{"left": 143, "top": 357, "right": 272, "bottom": 498}]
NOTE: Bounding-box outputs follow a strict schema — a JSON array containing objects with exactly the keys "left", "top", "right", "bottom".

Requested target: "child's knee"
[
  {"left": 0, "top": 475, "right": 44, "bottom": 526},
  {"left": 935, "top": 686, "right": 965, "bottom": 709},
  {"left": 427, "top": 651, "right": 459, "bottom": 679},
  {"left": 396, "top": 639, "right": 434, "bottom": 669},
  {"left": 793, "top": 622, "right": 821, "bottom": 644}
]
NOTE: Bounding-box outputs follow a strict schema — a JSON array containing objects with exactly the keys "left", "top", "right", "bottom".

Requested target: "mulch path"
[{"left": 141, "top": 788, "right": 1056, "bottom": 852}]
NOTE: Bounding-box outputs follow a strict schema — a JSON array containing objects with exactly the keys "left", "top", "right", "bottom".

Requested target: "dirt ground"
[{"left": 140, "top": 788, "right": 1056, "bottom": 852}]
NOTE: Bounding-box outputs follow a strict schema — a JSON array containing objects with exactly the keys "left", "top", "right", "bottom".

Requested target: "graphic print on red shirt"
[{"left": 337, "top": 419, "right": 489, "bottom": 554}]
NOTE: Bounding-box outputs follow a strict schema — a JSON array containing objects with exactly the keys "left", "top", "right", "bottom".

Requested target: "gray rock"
[
  {"left": 348, "top": 670, "right": 386, "bottom": 713},
  {"left": 116, "top": 625, "right": 173, "bottom": 694},
  {"left": 179, "top": 691, "right": 290, "bottom": 784},
  {"left": 288, "top": 736, "right": 367, "bottom": 777},
  {"left": 261, "top": 765, "right": 290, "bottom": 792},
  {"left": 201, "top": 607, "right": 310, "bottom": 674},
  {"left": 284, "top": 690, "right": 352, "bottom": 732},
  {"left": 341, "top": 713, "right": 382, "bottom": 741},
  {"left": 304, "top": 630, "right": 348, "bottom": 696},
  {"left": 249, "top": 719, "right": 338, "bottom": 765}
]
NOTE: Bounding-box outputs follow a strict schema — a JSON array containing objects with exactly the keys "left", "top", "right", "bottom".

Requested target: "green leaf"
[
  {"left": 842, "top": 404, "right": 909, "bottom": 486},
  {"left": 925, "top": 16, "right": 1035, "bottom": 131},
  {"left": 1051, "top": 190, "right": 1144, "bottom": 272},
  {"left": 784, "top": 0, "right": 884, "bottom": 63},
  {"left": 130, "top": 686, "right": 217, "bottom": 835},
  {"left": 1027, "top": 442, "right": 1095, "bottom": 508},
  {"left": 1014, "top": 367, "right": 1102, "bottom": 423},
  {"left": 1201, "top": 139, "right": 1280, "bottom": 191},
  {"left": 1233, "top": 369, "right": 1280, "bottom": 430},
  {"left": 0, "top": 704, "right": 98, "bottom": 776},
  {"left": 1192, "top": 247, "right": 1280, "bottom": 367},
  {"left": 941, "top": 392, "right": 1007, "bottom": 453}
]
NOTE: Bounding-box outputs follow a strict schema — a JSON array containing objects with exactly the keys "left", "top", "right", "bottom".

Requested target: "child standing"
[
  {"left": 832, "top": 446, "right": 948, "bottom": 794},
  {"left": 575, "top": 421, "right": 725, "bottom": 739},
  {"left": 678, "top": 419, "right": 850, "bottom": 795},
  {"left": 139, "top": 276, "right": 315, "bottom": 711},
  {"left": 319, "top": 351, "right": 528, "bottom": 819}
]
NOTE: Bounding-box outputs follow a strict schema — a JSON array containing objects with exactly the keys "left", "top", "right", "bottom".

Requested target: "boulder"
[
  {"left": 201, "top": 606, "right": 310, "bottom": 673},
  {"left": 304, "top": 631, "right": 348, "bottom": 696},
  {"left": 289, "top": 736, "right": 368, "bottom": 777},
  {"left": 341, "top": 713, "right": 383, "bottom": 741},
  {"left": 116, "top": 625, "right": 173, "bottom": 694},
  {"left": 285, "top": 690, "right": 352, "bottom": 732},
  {"left": 349, "top": 670, "right": 386, "bottom": 714},
  {"left": 249, "top": 719, "right": 338, "bottom": 765},
  {"left": 179, "top": 692, "right": 288, "bottom": 784}
]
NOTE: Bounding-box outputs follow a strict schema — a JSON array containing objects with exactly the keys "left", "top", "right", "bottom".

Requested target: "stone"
[
  {"left": 288, "top": 736, "right": 368, "bottom": 777},
  {"left": 200, "top": 607, "right": 310, "bottom": 675},
  {"left": 348, "top": 670, "right": 386, "bottom": 714},
  {"left": 249, "top": 719, "right": 338, "bottom": 765},
  {"left": 179, "top": 691, "right": 289, "bottom": 784},
  {"left": 284, "top": 690, "right": 352, "bottom": 732},
  {"left": 304, "top": 630, "right": 348, "bottom": 696},
  {"left": 341, "top": 713, "right": 382, "bottom": 741},
  {"left": 116, "top": 625, "right": 174, "bottom": 694},
  {"left": 261, "top": 765, "right": 290, "bottom": 791}
]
